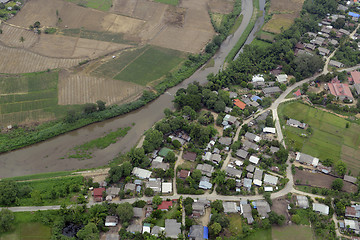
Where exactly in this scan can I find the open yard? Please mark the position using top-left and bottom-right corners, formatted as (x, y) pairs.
(92, 45), (184, 86)
(294, 169), (358, 193)
(244, 229), (272, 240)
(279, 101), (360, 175)
(228, 214), (243, 236)
(263, 0), (305, 34)
(271, 197), (290, 223)
(272, 225), (314, 240)
(0, 212), (51, 240)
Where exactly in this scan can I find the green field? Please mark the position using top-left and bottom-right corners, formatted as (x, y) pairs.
(278, 101), (360, 174)
(272, 225), (314, 240)
(61, 28), (133, 44)
(0, 212), (51, 240)
(0, 71), (82, 126)
(66, 0), (112, 11)
(154, 0), (179, 6)
(93, 45), (184, 86)
(244, 229), (272, 240)
(251, 39), (272, 48)
(228, 214), (243, 235)
(13, 176), (84, 206)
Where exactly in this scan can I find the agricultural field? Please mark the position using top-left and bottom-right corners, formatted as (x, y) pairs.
(58, 71), (144, 105)
(263, 0), (305, 34)
(294, 168), (358, 193)
(272, 225), (314, 240)
(92, 45), (184, 86)
(0, 212), (51, 240)
(244, 229), (272, 240)
(66, 0), (113, 11)
(154, 0), (179, 6)
(278, 101), (360, 175)
(0, 71), (82, 126)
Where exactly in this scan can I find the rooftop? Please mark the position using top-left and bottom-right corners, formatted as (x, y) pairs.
(234, 99), (246, 110)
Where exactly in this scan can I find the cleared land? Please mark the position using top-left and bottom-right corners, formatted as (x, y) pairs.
(0, 24), (39, 48)
(272, 225), (314, 240)
(0, 71), (82, 126)
(263, 0), (305, 34)
(294, 169), (358, 193)
(91, 45), (184, 86)
(209, 0), (234, 14)
(58, 70), (144, 105)
(279, 101), (360, 175)
(0, 45), (84, 73)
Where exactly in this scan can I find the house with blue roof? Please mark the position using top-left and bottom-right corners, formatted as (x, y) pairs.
(251, 95), (262, 102)
(188, 225), (209, 240)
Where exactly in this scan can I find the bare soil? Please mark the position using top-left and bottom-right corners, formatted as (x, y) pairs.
(294, 168), (358, 193)
(208, 0), (234, 14)
(271, 197), (291, 223)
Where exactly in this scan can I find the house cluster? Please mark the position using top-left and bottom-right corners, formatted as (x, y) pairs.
(349, 70), (360, 96)
(250, 73), (285, 97)
(296, 195), (330, 215)
(339, 204), (360, 234)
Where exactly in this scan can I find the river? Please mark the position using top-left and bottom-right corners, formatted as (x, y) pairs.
(0, 0), (265, 178)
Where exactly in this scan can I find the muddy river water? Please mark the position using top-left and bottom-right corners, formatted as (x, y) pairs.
(0, 0), (266, 178)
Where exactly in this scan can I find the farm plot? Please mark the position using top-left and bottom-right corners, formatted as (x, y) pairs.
(66, 0), (113, 11)
(0, 71), (81, 126)
(111, 0), (167, 21)
(92, 45), (184, 86)
(208, 0), (234, 14)
(294, 169), (357, 193)
(30, 34), (132, 58)
(58, 71), (144, 105)
(0, 45), (84, 73)
(150, 0), (215, 53)
(0, 24), (39, 48)
(263, 0), (305, 34)
(278, 101), (360, 175)
(61, 28), (134, 44)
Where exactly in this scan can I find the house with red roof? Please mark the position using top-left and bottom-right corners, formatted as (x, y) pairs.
(233, 99), (246, 110)
(158, 201), (173, 211)
(93, 188), (105, 202)
(327, 77), (354, 101)
(349, 71), (360, 84)
(293, 89), (302, 98)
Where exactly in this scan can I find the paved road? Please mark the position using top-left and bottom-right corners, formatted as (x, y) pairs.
(0, 0), (255, 179)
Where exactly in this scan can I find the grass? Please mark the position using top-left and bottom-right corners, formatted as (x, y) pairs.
(257, 30), (276, 42)
(244, 228), (272, 240)
(61, 28), (134, 44)
(154, 0), (178, 6)
(3, 171), (74, 181)
(69, 126), (131, 159)
(203, 58), (215, 69)
(278, 101), (360, 175)
(263, 15), (294, 34)
(113, 46), (184, 86)
(225, 0), (259, 63)
(14, 176), (84, 206)
(66, 0), (112, 11)
(272, 225), (314, 240)
(211, 13), (226, 30)
(228, 213), (243, 235)
(251, 39), (272, 48)
(230, 15), (244, 35)
(0, 212), (51, 240)
(0, 71), (83, 125)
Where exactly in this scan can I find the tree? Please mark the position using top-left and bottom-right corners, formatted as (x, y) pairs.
(96, 100), (106, 111)
(331, 178), (344, 191)
(152, 195), (162, 207)
(211, 200), (224, 213)
(294, 54), (324, 79)
(191, 170), (202, 183)
(76, 222), (99, 240)
(143, 129), (163, 153)
(0, 209), (14, 233)
(335, 161), (347, 176)
(210, 222), (222, 236)
(0, 180), (18, 206)
(33, 21), (41, 28)
(19, 36), (25, 43)
(83, 103), (97, 114)
(116, 203), (134, 224)
(291, 214), (301, 224)
(165, 151), (176, 163)
(64, 109), (77, 123)
(145, 188), (154, 197)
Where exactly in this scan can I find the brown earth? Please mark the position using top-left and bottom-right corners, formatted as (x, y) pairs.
(0, 44), (84, 73)
(208, 0), (234, 14)
(0, 24), (39, 48)
(271, 197), (291, 223)
(58, 70), (144, 105)
(341, 145), (360, 176)
(294, 168), (358, 193)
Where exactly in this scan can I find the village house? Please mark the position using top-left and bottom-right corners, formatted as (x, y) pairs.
(146, 178), (161, 193)
(151, 226), (164, 237)
(158, 201), (173, 211)
(263, 174), (278, 186)
(318, 47), (330, 56)
(233, 99), (246, 110)
(229, 91), (238, 99)
(133, 207), (144, 218)
(127, 224), (142, 234)
(243, 140), (259, 151)
(225, 166), (243, 178)
(249, 155), (260, 165)
(242, 178), (252, 191)
(218, 136), (232, 146)
(253, 200), (271, 218)
(165, 219), (181, 238)
(188, 225), (209, 240)
(296, 152), (319, 167)
(329, 60), (344, 68)
(124, 183), (136, 192)
(263, 127), (276, 134)
(245, 132), (261, 142)
(345, 205), (360, 218)
(327, 77), (354, 101)
(162, 182), (172, 194)
(287, 118), (306, 129)
(344, 219), (360, 233)
(246, 164), (255, 173)
(349, 71), (360, 84)
(253, 168), (263, 186)
(211, 153), (222, 164)
(105, 216), (118, 227)
(262, 86), (282, 96)
(93, 188), (105, 202)
(199, 176), (213, 190)
(240, 202), (254, 224)
(276, 74), (288, 84)
(132, 167), (152, 179)
(196, 163), (214, 177)
(236, 149), (249, 159)
(106, 187), (120, 200)
(178, 169), (190, 179)
(344, 175), (357, 184)
(252, 74), (265, 82)
(223, 202), (238, 213)
(313, 203), (329, 215)
(151, 161), (170, 171)
(296, 195), (309, 209)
